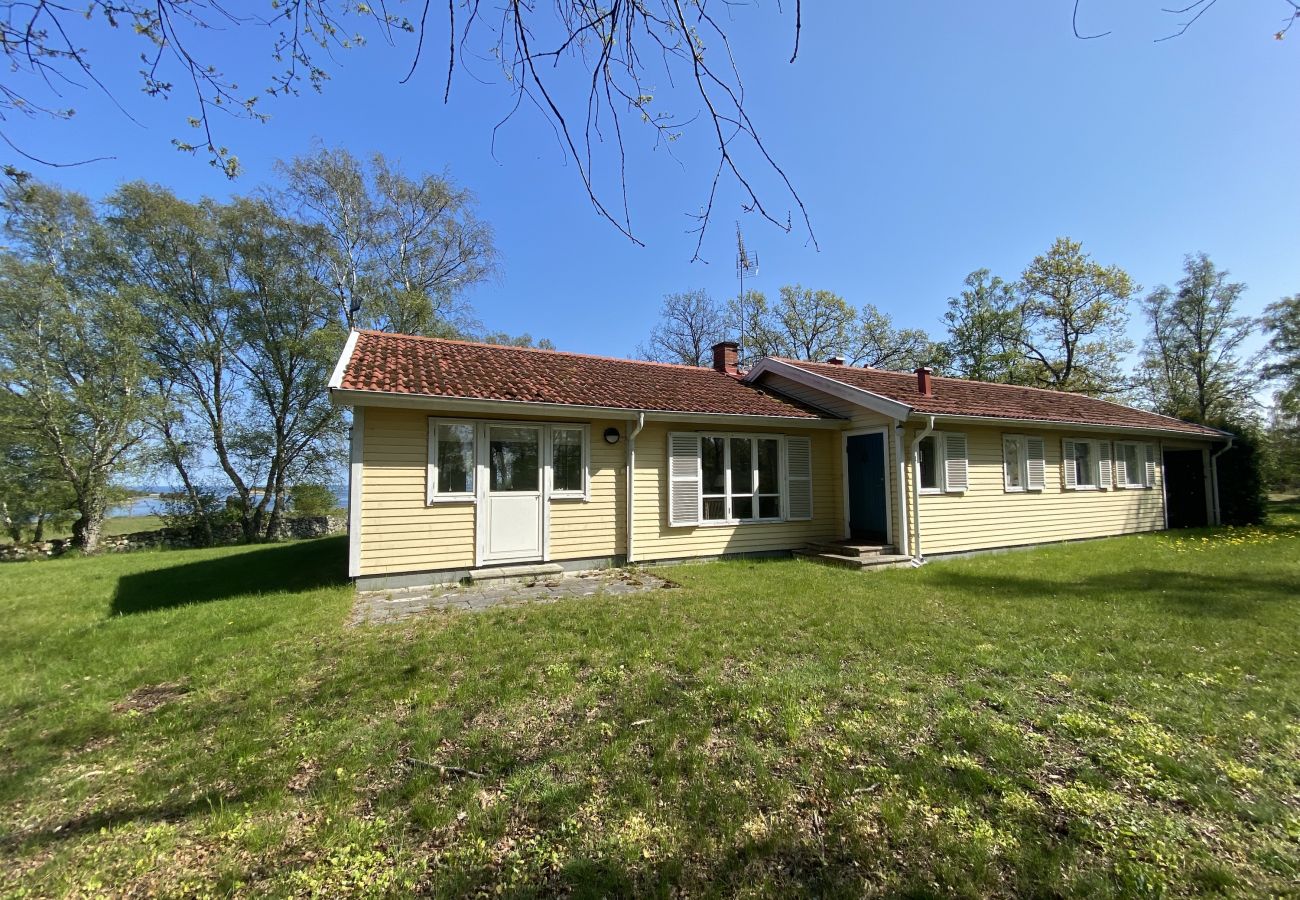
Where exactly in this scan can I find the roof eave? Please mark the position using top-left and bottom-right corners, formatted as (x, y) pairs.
(329, 387), (843, 428)
(911, 411), (1229, 440)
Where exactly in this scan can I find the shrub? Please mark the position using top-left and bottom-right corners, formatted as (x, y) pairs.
(289, 483), (340, 517)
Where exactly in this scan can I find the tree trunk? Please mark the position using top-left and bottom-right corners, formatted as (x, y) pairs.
(71, 495), (106, 553)
(32, 513), (46, 543)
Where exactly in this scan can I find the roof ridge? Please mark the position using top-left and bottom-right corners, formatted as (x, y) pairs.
(357, 330), (719, 373)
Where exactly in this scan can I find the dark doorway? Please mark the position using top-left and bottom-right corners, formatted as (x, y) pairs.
(1164, 449), (1208, 529)
(846, 432), (889, 543)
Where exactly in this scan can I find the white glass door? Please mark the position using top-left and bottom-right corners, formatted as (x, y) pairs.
(481, 425), (544, 563)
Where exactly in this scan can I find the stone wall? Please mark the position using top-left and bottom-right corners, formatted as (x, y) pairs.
(0, 515), (346, 562)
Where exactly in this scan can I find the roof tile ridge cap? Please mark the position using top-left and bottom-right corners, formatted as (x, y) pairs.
(359, 330), (715, 372)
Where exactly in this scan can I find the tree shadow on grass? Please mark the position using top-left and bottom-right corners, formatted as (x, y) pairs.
(924, 566), (1295, 621)
(111, 536), (348, 615)
(0, 790), (256, 854)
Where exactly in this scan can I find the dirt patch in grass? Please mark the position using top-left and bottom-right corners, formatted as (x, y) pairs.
(112, 681), (189, 714)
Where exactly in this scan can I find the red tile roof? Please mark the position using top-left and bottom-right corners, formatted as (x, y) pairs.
(774, 359), (1226, 438)
(335, 331), (827, 419)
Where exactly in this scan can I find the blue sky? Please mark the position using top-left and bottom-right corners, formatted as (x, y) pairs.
(13, 1), (1299, 368)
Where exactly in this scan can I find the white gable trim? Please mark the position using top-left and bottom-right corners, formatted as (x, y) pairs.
(328, 329), (361, 390)
(745, 358), (914, 421)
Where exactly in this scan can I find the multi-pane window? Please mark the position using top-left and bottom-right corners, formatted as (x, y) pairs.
(700, 435), (782, 522)
(1062, 438), (1113, 490)
(1115, 441), (1155, 488)
(430, 421), (476, 499)
(428, 420), (589, 503)
(551, 427), (585, 495)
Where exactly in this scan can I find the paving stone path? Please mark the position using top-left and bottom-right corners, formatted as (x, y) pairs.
(351, 569), (673, 625)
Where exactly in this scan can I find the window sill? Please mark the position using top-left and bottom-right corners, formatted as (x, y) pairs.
(428, 495), (476, 505)
(550, 493), (590, 502)
(918, 488), (944, 495)
(1066, 486), (1100, 492)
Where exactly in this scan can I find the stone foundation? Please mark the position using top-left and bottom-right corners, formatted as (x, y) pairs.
(0, 515), (346, 561)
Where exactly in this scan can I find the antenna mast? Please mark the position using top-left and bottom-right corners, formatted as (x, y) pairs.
(735, 222), (759, 366)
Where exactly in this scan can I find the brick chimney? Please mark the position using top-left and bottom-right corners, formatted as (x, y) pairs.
(915, 366), (934, 397)
(711, 341), (739, 376)
(825, 355), (845, 366)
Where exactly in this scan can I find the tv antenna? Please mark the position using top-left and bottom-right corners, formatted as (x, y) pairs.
(736, 222), (759, 364)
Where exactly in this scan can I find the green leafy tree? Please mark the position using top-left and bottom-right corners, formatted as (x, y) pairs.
(1261, 294), (1300, 400)
(0, 402), (76, 542)
(481, 332), (557, 350)
(275, 149), (496, 334)
(223, 197), (345, 540)
(0, 180), (153, 551)
(847, 304), (939, 371)
(1262, 294), (1300, 492)
(289, 483), (340, 517)
(942, 269), (1029, 382)
(737, 285), (857, 365)
(1137, 254), (1258, 423)
(1016, 237), (1135, 396)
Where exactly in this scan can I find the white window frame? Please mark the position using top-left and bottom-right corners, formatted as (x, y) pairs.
(917, 433), (945, 494)
(1003, 434), (1027, 493)
(700, 433), (786, 525)
(1002, 434), (1046, 493)
(1114, 440), (1154, 489)
(675, 431), (791, 527)
(427, 418), (478, 503)
(428, 419), (591, 505)
(548, 424), (590, 501)
(1062, 438), (1112, 491)
(916, 431), (968, 494)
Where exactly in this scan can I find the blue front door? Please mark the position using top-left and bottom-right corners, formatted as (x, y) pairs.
(846, 432), (888, 542)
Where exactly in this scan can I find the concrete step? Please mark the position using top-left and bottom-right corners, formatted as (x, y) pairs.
(794, 550), (916, 572)
(467, 562), (564, 584)
(804, 541), (898, 559)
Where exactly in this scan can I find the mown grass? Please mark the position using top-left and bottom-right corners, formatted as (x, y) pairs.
(1, 507), (1299, 897)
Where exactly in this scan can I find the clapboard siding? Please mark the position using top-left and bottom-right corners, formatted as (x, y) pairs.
(359, 406), (475, 574)
(357, 407), (631, 575)
(548, 419), (625, 560)
(906, 424), (1167, 555)
(631, 422), (843, 560)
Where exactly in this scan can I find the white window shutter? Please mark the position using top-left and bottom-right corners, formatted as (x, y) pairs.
(1062, 439), (1077, 489)
(943, 432), (969, 493)
(1026, 437), (1046, 491)
(668, 433), (701, 526)
(785, 436), (814, 520)
(1114, 444), (1129, 488)
(1098, 440), (1113, 489)
(1144, 443), (1157, 488)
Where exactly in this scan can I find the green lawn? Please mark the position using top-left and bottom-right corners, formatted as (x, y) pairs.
(1, 509), (1298, 897)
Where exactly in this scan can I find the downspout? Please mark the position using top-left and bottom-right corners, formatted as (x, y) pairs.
(1209, 436), (1234, 526)
(626, 412), (646, 564)
(908, 415), (936, 562)
(893, 421), (909, 557)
